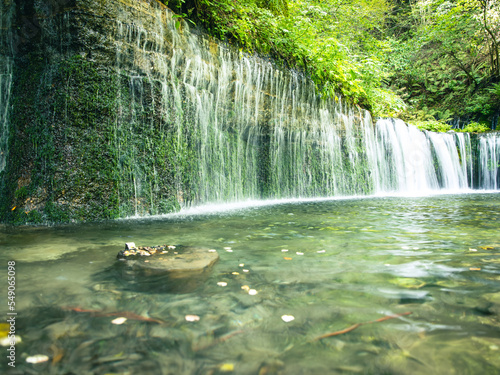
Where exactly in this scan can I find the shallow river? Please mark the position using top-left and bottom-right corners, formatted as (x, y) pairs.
(1, 193), (499, 374)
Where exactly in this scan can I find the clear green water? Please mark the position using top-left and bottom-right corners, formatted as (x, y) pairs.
(1, 193), (500, 374)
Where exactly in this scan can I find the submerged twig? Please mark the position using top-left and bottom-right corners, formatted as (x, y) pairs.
(193, 329), (245, 352)
(312, 311), (412, 341)
(61, 306), (164, 324)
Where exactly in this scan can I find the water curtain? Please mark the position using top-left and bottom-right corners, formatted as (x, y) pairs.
(0, 0), (498, 221)
(111, 4), (498, 216)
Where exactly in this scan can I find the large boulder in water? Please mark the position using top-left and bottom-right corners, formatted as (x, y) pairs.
(116, 243), (219, 293)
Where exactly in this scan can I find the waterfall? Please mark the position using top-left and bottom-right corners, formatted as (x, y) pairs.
(478, 133), (500, 190)
(371, 119), (439, 193)
(0, 0), (14, 173)
(111, 5), (375, 215)
(1, 0), (499, 223)
(372, 119), (499, 193)
(107, 3), (499, 216)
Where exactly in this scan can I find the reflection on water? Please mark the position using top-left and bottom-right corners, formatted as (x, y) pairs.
(1, 193), (500, 374)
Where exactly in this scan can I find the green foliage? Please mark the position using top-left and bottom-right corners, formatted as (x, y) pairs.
(162, 0), (396, 113)
(14, 186), (27, 200)
(412, 120), (452, 133)
(386, 0), (500, 125)
(457, 121), (490, 133)
(160, 0), (499, 122)
(410, 120), (490, 133)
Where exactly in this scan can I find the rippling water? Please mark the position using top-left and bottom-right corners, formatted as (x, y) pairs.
(1, 193), (499, 374)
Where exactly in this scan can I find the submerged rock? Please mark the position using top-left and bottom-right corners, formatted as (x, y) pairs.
(117, 243), (219, 275)
(116, 243), (219, 293)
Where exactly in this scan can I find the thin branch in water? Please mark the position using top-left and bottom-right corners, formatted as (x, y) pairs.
(311, 311), (412, 342)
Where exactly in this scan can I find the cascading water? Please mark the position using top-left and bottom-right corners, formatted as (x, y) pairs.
(372, 119), (499, 193)
(0, 0), (14, 173)
(478, 133), (500, 189)
(111, 5), (375, 215)
(371, 119), (439, 193)
(1, 0), (498, 222)
(108, 3), (499, 216)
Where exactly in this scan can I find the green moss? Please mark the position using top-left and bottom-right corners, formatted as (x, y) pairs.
(14, 186), (27, 200)
(1, 53), (126, 224)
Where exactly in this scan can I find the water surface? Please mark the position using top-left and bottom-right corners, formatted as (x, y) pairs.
(1, 193), (500, 374)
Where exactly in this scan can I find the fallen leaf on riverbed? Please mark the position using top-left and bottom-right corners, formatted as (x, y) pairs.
(26, 354), (49, 364)
(0, 323), (10, 337)
(281, 315), (295, 322)
(185, 314), (200, 322)
(219, 363), (235, 372)
(0, 335), (21, 346)
(111, 317), (127, 325)
(283, 257), (292, 260)
(50, 344), (64, 365)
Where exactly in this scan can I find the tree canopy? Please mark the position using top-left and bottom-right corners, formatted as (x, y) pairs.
(161, 0), (500, 129)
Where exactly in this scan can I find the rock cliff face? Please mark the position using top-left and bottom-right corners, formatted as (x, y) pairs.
(0, 0), (373, 224)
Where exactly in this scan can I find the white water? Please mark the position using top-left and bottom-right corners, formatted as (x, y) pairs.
(2, 0), (496, 219)
(373, 119), (500, 193)
(372, 119), (439, 193)
(107, 3), (499, 216)
(372, 119), (475, 193)
(0, 0), (14, 173)
(111, 4), (375, 216)
(478, 133), (500, 189)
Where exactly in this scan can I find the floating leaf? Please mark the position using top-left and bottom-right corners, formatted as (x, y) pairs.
(281, 315), (295, 322)
(26, 354), (49, 364)
(185, 315), (200, 322)
(0, 323), (9, 337)
(219, 363), (235, 372)
(0, 335), (21, 347)
(111, 317), (127, 325)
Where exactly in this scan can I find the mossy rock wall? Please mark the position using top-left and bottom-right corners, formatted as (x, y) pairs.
(0, 0), (374, 224)
(1, 0), (193, 223)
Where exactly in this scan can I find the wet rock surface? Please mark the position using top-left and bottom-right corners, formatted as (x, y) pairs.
(115, 243), (219, 293)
